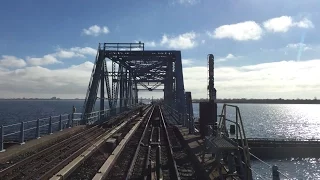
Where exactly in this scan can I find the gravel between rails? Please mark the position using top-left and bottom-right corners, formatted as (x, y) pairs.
(8, 128), (104, 180)
(66, 119), (140, 179)
(67, 143), (110, 180)
(0, 132), (76, 170)
(105, 117), (149, 180)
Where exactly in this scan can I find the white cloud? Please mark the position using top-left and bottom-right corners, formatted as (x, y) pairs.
(145, 41), (156, 47)
(134, 40), (157, 48)
(26, 55), (61, 66)
(1, 57), (319, 99)
(295, 18), (314, 28)
(286, 43), (311, 51)
(201, 40), (205, 44)
(209, 21), (263, 41)
(54, 50), (85, 59)
(183, 59), (320, 99)
(0, 61), (94, 98)
(1, 46), (96, 68)
(83, 25), (110, 36)
(182, 59), (193, 66)
(263, 16), (314, 33)
(177, 0), (199, 5)
(118, 48), (142, 51)
(0, 55), (27, 68)
(216, 54), (240, 62)
(160, 32), (197, 49)
(25, 46), (97, 66)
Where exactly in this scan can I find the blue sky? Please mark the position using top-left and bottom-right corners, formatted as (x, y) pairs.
(0, 0), (320, 99)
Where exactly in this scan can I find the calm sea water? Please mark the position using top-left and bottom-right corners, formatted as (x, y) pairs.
(0, 100), (319, 179)
(192, 103), (320, 179)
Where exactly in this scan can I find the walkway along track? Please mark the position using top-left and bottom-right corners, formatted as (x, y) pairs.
(92, 105), (189, 180)
(0, 105), (150, 180)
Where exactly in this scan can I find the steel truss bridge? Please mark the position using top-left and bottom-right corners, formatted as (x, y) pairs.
(82, 42), (186, 120)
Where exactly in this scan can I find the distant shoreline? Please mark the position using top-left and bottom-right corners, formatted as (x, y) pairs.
(1, 99), (320, 104)
(193, 99), (320, 104)
(0, 99), (85, 101)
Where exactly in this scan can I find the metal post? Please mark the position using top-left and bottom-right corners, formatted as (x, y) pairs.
(68, 114), (71, 128)
(156, 145), (161, 179)
(71, 113), (74, 127)
(20, 122), (25, 145)
(36, 119), (40, 139)
(59, 115), (62, 131)
(189, 113), (194, 134)
(48, 116), (53, 134)
(272, 165), (280, 180)
(0, 125), (5, 152)
(79, 114), (82, 126)
(100, 60), (105, 121)
(184, 114), (188, 128)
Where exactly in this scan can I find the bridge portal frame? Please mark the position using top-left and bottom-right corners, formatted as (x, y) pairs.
(82, 42), (186, 121)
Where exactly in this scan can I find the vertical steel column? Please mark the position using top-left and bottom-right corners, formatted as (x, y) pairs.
(20, 122), (25, 145)
(272, 166), (280, 180)
(36, 119), (40, 138)
(124, 69), (128, 109)
(48, 116), (53, 134)
(208, 54), (217, 101)
(59, 115), (62, 131)
(174, 52), (186, 115)
(128, 71), (132, 107)
(100, 59), (105, 120)
(0, 125), (5, 152)
(68, 114), (71, 128)
(82, 49), (105, 116)
(164, 59), (173, 107)
(134, 77), (138, 105)
(185, 92), (194, 134)
(120, 66), (124, 113)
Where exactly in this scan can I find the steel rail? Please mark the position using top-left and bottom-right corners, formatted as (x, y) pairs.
(51, 105), (152, 180)
(159, 106), (181, 180)
(0, 105), (149, 179)
(0, 125), (99, 179)
(91, 105), (154, 180)
(125, 106), (155, 180)
(27, 128), (104, 179)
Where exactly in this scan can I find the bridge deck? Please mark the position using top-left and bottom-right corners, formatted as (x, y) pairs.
(0, 125), (86, 164)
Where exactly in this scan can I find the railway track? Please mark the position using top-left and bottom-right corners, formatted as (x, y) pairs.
(66, 110), (151, 179)
(99, 106), (155, 180)
(0, 125), (102, 180)
(0, 105), (149, 180)
(102, 105), (182, 180)
(49, 105), (153, 180)
(161, 106), (198, 180)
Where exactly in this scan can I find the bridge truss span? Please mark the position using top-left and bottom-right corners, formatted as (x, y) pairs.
(82, 42), (186, 121)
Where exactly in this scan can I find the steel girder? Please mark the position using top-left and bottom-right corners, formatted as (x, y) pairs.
(83, 43), (186, 120)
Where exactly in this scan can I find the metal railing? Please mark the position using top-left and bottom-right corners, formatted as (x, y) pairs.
(247, 137), (320, 142)
(0, 105), (138, 152)
(161, 104), (199, 133)
(219, 104), (292, 180)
